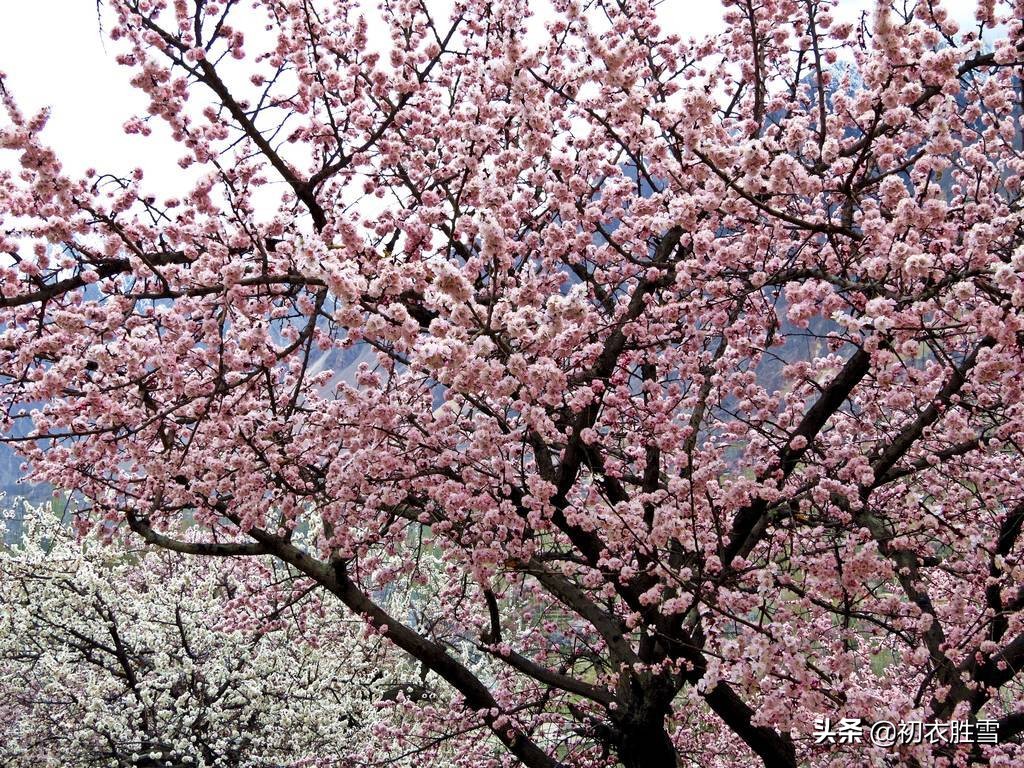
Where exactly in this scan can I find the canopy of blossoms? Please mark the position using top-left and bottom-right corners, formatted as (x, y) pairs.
(1, 1), (1023, 766)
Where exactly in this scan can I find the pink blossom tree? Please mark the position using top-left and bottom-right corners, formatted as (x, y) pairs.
(2, 1), (1024, 766)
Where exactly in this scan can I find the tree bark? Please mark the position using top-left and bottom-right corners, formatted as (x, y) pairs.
(617, 716), (679, 768)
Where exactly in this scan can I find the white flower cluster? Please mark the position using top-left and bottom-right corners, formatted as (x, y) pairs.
(0, 504), (463, 768)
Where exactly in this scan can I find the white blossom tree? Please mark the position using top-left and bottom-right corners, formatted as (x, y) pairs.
(0, 503), (492, 768)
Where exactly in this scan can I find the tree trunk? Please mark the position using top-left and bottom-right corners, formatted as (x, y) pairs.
(617, 716), (678, 768)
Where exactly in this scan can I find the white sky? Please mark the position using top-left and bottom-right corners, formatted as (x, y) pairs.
(0, 0), (985, 195)
(0, 1), (188, 191)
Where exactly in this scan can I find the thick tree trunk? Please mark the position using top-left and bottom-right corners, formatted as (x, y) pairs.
(616, 715), (678, 768)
